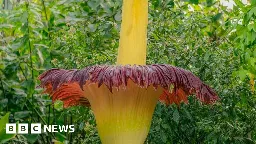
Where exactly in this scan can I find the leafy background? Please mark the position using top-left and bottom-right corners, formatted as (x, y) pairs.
(0, 0), (256, 143)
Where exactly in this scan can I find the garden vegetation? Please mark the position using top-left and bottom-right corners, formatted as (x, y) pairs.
(0, 0), (256, 143)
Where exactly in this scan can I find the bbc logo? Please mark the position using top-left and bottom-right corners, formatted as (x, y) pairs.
(6, 123), (41, 134)
(6, 123), (75, 134)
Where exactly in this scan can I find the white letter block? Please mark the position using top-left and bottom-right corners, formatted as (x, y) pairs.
(18, 123), (28, 134)
(6, 123), (16, 134)
(31, 123), (41, 134)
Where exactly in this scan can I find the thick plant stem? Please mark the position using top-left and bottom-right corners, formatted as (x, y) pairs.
(117, 0), (148, 65)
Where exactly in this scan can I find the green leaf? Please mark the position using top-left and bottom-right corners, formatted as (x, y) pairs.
(184, 108), (192, 120)
(206, 0), (214, 7)
(24, 134), (39, 143)
(249, 57), (256, 68)
(54, 100), (64, 111)
(0, 113), (16, 143)
(161, 132), (167, 143)
(161, 123), (169, 129)
(173, 109), (180, 123)
(253, 23), (256, 32)
(55, 132), (67, 142)
(88, 0), (101, 10)
(0, 113), (9, 132)
(37, 48), (44, 65)
(249, 7), (256, 18)
(50, 49), (69, 60)
(52, 139), (64, 144)
(0, 0), (2, 9)
(190, 0), (199, 4)
(0, 24), (14, 29)
(0, 99), (8, 108)
(251, 0), (256, 5)
(114, 11), (122, 22)
(248, 24), (255, 31)
(21, 79), (35, 97)
(3, 63), (19, 78)
(233, 0), (244, 7)
(237, 69), (248, 81)
(253, 49), (256, 57)
(88, 24), (96, 32)
(14, 111), (31, 119)
(212, 13), (222, 22)
(245, 50), (251, 62)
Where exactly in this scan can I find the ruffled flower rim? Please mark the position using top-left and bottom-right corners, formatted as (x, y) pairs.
(38, 64), (219, 107)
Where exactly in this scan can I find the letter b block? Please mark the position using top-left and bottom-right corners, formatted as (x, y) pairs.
(6, 123), (16, 134)
(18, 124), (28, 134)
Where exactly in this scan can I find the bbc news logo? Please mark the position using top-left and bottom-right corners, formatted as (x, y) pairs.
(6, 123), (75, 134)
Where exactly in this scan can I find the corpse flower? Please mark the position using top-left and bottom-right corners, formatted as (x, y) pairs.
(39, 0), (218, 143)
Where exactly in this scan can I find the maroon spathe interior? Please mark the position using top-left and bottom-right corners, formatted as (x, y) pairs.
(39, 64), (219, 107)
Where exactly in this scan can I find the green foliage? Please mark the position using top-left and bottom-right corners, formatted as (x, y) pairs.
(0, 0), (256, 143)
(0, 113), (16, 143)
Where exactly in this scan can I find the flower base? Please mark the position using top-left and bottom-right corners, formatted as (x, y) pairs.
(84, 80), (163, 144)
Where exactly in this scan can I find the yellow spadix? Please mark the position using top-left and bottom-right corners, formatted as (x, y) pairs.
(117, 0), (148, 65)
